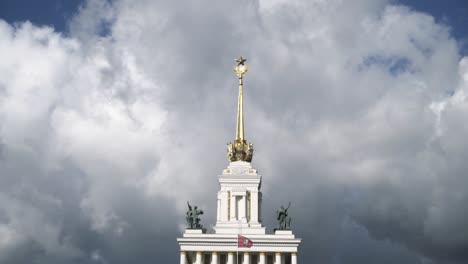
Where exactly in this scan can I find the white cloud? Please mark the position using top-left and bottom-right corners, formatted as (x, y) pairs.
(0, 0), (468, 263)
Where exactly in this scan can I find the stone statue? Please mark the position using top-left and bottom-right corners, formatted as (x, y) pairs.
(186, 201), (204, 229)
(276, 202), (292, 230)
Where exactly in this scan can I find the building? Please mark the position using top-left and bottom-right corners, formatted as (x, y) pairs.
(177, 57), (301, 264)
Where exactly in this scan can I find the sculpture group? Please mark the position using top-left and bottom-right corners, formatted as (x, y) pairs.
(186, 202), (204, 229)
(185, 201), (293, 231)
(227, 142), (254, 162)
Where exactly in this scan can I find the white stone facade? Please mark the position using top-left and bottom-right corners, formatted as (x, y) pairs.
(214, 161), (265, 234)
(177, 161), (301, 264)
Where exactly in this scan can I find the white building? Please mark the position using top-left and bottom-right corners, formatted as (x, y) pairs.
(177, 57), (301, 264)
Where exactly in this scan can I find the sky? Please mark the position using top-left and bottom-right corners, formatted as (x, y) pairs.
(0, 0), (468, 263)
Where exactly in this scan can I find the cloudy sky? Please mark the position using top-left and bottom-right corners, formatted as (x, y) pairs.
(1, 0), (468, 263)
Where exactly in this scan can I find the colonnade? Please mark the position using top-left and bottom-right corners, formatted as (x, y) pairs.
(180, 251), (297, 264)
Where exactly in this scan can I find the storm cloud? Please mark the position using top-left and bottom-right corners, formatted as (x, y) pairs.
(0, 0), (468, 263)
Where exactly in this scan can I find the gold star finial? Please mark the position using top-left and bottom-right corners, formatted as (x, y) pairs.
(234, 56), (248, 78)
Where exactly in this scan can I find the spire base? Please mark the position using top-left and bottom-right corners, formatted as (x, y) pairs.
(227, 140), (254, 162)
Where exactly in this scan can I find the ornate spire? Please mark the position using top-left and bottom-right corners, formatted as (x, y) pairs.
(235, 56), (247, 142)
(227, 56), (254, 162)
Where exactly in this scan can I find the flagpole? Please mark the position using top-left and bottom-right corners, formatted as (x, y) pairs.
(237, 233), (239, 263)
(237, 219), (241, 264)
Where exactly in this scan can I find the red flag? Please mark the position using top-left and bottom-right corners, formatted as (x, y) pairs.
(237, 235), (253, 248)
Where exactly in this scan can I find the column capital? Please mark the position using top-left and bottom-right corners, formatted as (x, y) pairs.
(259, 252), (266, 264)
(211, 252), (219, 264)
(195, 251), (203, 264)
(180, 250), (188, 264)
(227, 252), (234, 264)
(291, 252), (297, 264)
(275, 252), (281, 256)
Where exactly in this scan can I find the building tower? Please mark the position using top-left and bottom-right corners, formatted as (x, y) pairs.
(177, 57), (301, 264)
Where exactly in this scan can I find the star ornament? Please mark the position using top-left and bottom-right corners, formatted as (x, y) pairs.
(234, 56), (248, 76)
(236, 56), (247, 66)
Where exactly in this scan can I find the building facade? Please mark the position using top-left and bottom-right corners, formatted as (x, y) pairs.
(177, 57), (301, 264)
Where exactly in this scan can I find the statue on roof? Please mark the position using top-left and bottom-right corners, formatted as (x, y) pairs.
(186, 201), (204, 229)
(276, 202), (292, 230)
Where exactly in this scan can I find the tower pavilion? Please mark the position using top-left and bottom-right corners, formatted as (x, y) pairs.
(177, 57), (301, 264)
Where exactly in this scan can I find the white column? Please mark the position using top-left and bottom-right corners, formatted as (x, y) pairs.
(195, 251), (202, 264)
(180, 251), (187, 264)
(250, 191), (258, 223)
(259, 253), (265, 264)
(230, 194), (236, 221)
(227, 252), (234, 264)
(275, 253), (281, 264)
(291, 253), (297, 264)
(243, 252), (250, 264)
(211, 252), (219, 264)
(222, 191), (229, 221)
(217, 197), (221, 221)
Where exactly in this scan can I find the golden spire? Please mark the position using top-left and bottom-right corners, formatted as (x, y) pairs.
(234, 56), (248, 142)
(227, 56), (254, 162)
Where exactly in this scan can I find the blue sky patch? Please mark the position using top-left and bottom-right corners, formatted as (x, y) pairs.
(361, 55), (413, 76)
